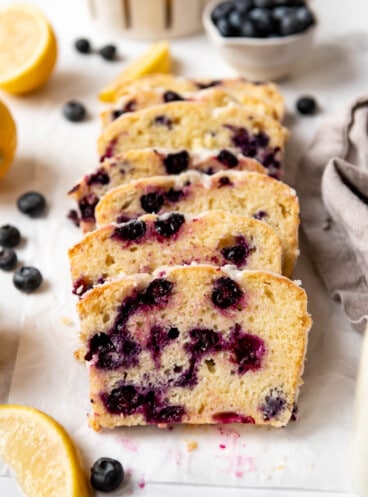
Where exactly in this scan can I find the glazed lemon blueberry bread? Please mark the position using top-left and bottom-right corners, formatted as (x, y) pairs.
(77, 265), (311, 430)
(95, 170), (299, 277)
(68, 148), (266, 232)
(101, 87), (280, 127)
(104, 74), (285, 121)
(97, 102), (288, 178)
(69, 210), (282, 296)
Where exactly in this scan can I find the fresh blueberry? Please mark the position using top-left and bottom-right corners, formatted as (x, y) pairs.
(63, 100), (86, 122)
(90, 457), (124, 492)
(227, 10), (245, 34)
(211, 1), (234, 22)
(0, 225), (20, 248)
(74, 38), (91, 54)
(248, 8), (276, 36)
(154, 213), (185, 237)
(0, 248), (17, 271)
(241, 20), (260, 37)
(13, 266), (43, 293)
(253, 0), (274, 8)
(216, 17), (238, 37)
(17, 191), (46, 217)
(99, 44), (117, 61)
(272, 6), (294, 21)
(140, 191), (164, 213)
(233, 0), (252, 14)
(295, 6), (315, 30)
(296, 96), (317, 115)
(279, 12), (304, 36)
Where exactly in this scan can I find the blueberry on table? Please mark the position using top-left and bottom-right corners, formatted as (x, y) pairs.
(99, 44), (117, 61)
(296, 96), (317, 115)
(74, 38), (91, 54)
(17, 191), (46, 217)
(90, 457), (124, 492)
(0, 248), (17, 271)
(13, 266), (43, 293)
(0, 224), (20, 248)
(63, 100), (86, 122)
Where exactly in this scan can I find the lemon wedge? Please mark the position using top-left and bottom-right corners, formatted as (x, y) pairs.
(99, 40), (171, 103)
(0, 4), (57, 95)
(0, 99), (17, 180)
(0, 404), (89, 497)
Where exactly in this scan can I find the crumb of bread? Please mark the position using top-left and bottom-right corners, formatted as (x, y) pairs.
(186, 440), (198, 452)
(60, 316), (73, 326)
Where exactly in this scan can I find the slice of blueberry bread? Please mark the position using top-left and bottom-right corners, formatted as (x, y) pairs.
(68, 148), (266, 233)
(101, 87), (280, 127)
(95, 170), (299, 277)
(77, 265), (311, 430)
(69, 210), (282, 296)
(97, 102), (288, 178)
(102, 74), (285, 120)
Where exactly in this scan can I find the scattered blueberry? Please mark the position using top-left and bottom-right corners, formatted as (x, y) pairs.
(0, 225), (20, 248)
(13, 266), (43, 293)
(17, 192), (46, 217)
(90, 457), (124, 493)
(74, 38), (91, 54)
(99, 44), (117, 61)
(63, 100), (86, 122)
(296, 95), (317, 115)
(0, 248), (17, 271)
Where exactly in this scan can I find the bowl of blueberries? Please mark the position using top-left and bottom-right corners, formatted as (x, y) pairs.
(203, 0), (317, 81)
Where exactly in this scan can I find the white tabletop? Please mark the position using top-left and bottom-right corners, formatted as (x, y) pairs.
(0, 0), (367, 495)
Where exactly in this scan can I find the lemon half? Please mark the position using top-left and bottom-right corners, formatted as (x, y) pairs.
(0, 99), (17, 180)
(0, 4), (57, 95)
(99, 40), (171, 103)
(0, 404), (89, 497)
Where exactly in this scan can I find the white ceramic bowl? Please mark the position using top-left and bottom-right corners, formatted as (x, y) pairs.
(203, 1), (317, 81)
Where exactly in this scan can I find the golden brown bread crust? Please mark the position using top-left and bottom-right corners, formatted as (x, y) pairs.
(76, 265), (311, 430)
(94, 170), (299, 277)
(68, 210), (283, 294)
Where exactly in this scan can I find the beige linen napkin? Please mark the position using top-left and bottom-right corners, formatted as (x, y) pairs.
(296, 97), (368, 332)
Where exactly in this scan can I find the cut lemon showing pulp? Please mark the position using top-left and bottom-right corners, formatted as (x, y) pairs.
(99, 40), (171, 103)
(0, 4), (57, 95)
(0, 99), (17, 180)
(0, 404), (89, 497)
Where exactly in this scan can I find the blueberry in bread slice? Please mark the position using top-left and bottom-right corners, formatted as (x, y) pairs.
(68, 148), (266, 233)
(97, 102), (288, 178)
(69, 210), (282, 296)
(94, 170), (299, 277)
(77, 264), (311, 430)
(101, 87), (281, 127)
(104, 74), (285, 121)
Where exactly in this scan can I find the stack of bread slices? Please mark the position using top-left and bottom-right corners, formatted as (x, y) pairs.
(68, 74), (311, 431)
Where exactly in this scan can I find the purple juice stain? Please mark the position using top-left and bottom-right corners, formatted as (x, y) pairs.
(211, 277), (243, 308)
(163, 151), (189, 174)
(86, 168), (110, 186)
(78, 193), (99, 222)
(212, 412), (255, 424)
(100, 139), (117, 162)
(147, 325), (180, 366)
(221, 236), (250, 267)
(228, 324), (265, 375)
(217, 149), (239, 168)
(72, 277), (93, 296)
(260, 388), (287, 420)
(112, 219), (147, 241)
